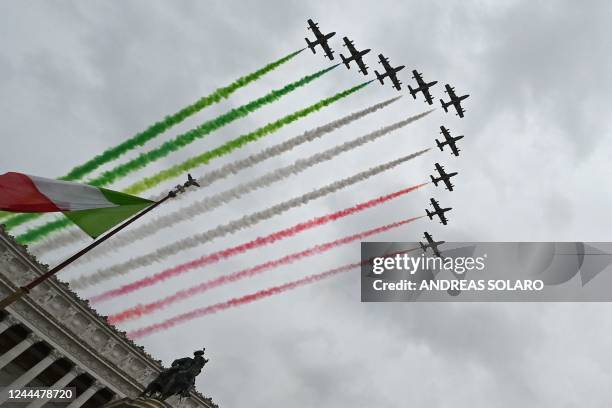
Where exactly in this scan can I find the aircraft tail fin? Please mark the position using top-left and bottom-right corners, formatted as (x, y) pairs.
(436, 139), (444, 151)
(374, 70), (385, 85)
(407, 85), (417, 99)
(430, 175), (438, 186)
(440, 99), (449, 112)
(426, 209), (433, 220)
(340, 54), (350, 69)
(419, 242), (428, 252)
(305, 38), (316, 53)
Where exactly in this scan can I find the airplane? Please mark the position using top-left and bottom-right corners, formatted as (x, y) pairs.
(305, 19), (336, 60)
(407, 70), (438, 105)
(440, 84), (469, 118)
(436, 126), (464, 157)
(374, 54), (405, 91)
(419, 232), (445, 258)
(430, 163), (458, 191)
(339, 37), (371, 75)
(425, 198), (452, 225)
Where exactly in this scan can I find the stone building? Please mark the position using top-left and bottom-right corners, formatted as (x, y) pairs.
(0, 225), (217, 408)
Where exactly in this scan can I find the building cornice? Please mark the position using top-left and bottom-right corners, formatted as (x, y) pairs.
(0, 225), (217, 408)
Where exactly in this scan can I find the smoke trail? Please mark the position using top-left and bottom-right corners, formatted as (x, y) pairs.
(68, 109), (430, 263)
(84, 184), (426, 300)
(16, 71), (351, 245)
(2, 50), (304, 230)
(125, 93), (398, 196)
(129, 265), (350, 338)
(127, 243), (420, 338)
(109, 216), (422, 323)
(30, 97), (401, 257)
(66, 49), (305, 181)
(69, 149), (430, 290)
(123, 82), (372, 195)
(88, 66), (338, 188)
(8, 65), (337, 235)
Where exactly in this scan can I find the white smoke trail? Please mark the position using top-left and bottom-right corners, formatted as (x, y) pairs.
(30, 96), (402, 257)
(69, 148), (430, 290)
(69, 109), (431, 266)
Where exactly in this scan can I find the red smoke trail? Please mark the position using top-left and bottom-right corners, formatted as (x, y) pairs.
(90, 183), (427, 304)
(109, 216), (422, 324)
(127, 246), (420, 339)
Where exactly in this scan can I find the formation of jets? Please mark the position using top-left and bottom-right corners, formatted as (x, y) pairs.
(304, 19), (469, 117)
(423, 125), (464, 258)
(304, 19), (471, 261)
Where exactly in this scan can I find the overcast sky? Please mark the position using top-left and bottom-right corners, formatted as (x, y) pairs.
(2, 1), (612, 407)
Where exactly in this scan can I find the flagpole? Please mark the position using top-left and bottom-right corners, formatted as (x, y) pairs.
(0, 176), (198, 311)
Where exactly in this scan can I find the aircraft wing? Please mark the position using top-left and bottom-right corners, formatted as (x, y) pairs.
(379, 55), (392, 72)
(434, 163), (445, 174)
(320, 42), (334, 59)
(455, 105), (465, 118)
(439, 213), (448, 225)
(307, 19), (322, 37)
(422, 88), (434, 104)
(344, 38), (358, 54)
(412, 70), (424, 86)
(450, 143), (460, 156)
(356, 59), (368, 74)
(445, 84), (457, 99)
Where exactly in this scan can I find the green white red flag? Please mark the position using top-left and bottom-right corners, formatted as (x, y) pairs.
(0, 172), (153, 238)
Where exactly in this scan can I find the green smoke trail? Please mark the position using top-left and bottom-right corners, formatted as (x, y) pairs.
(124, 82), (370, 195)
(88, 65), (337, 188)
(17, 218), (71, 244)
(16, 81), (370, 245)
(3, 211), (39, 230)
(65, 49), (304, 181)
(6, 63), (334, 232)
(2, 50), (304, 229)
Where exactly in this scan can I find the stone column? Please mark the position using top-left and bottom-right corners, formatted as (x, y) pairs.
(0, 315), (19, 335)
(65, 383), (102, 408)
(0, 350), (63, 404)
(26, 366), (82, 408)
(0, 332), (37, 370)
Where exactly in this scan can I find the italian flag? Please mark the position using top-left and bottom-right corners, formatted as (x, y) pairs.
(0, 172), (154, 238)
